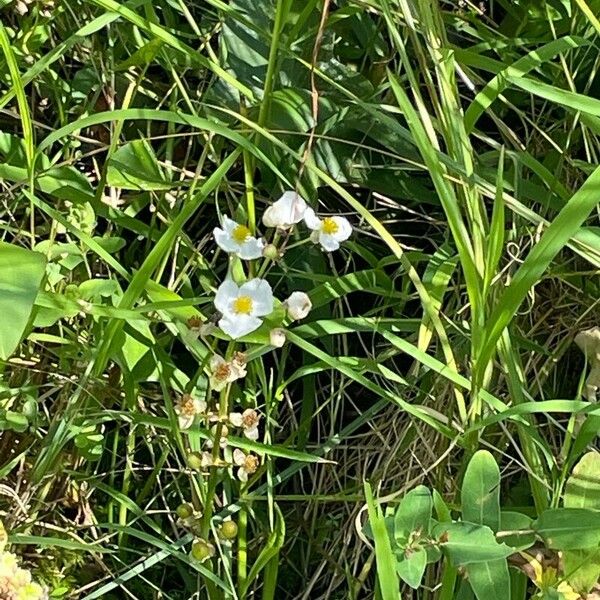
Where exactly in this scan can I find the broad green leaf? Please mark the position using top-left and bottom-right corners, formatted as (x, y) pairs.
(434, 522), (513, 565)
(396, 547), (427, 589)
(498, 511), (535, 551)
(394, 486), (432, 544)
(565, 452), (600, 509)
(107, 140), (171, 191)
(462, 450), (501, 531)
(0, 242), (46, 360)
(533, 508), (600, 549)
(464, 559), (511, 600)
(563, 452), (600, 593)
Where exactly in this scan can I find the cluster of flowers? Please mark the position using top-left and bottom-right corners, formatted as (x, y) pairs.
(13, 0), (54, 17)
(175, 192), (351, 561)
(174, 191), (351, 469)
(0, 551), (47, 600)
(212, 191), (351, 339)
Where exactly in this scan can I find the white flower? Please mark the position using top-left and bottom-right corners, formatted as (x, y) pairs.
(174, 394), (207, 430)
(209, 354), (247, 391)
(232, 449), (260, 482)
(269, 328), (286, 348)
(285, 291), (312, 320)
(229, 409), (260, 441)
(262, 191), (307, 229)
(304, 208), (352, 251)
(213, 216), (264, 260)
(215, 279), (274, 339)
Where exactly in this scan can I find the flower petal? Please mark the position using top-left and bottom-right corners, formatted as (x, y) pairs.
(331, 216), (352, 242)
(233, 448), (246, 466)
(237, 467), (248, 482)
(318, 234), (341, 252)
(240, 279), (274, 316)
(213, 227), (240, 253)
(218, 314), (262, 339)
(215, 280), (239, 313)
(244, 426), (259, 441)
(303, 207), (321, 230)
(229, 412), (243, 427)
(222, 216), (239, 234)
(238, 237), (265, 260)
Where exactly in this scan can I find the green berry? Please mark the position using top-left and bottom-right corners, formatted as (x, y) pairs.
(191, 539), (214, 562)
(187, 452), (203, 470)
(176, 503), (193, 519)
(220, 521), (238, 539)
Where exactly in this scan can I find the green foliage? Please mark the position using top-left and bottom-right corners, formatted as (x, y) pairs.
(1, 0), (599, 598)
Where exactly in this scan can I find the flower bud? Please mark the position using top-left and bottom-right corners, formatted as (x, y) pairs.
(285, 291), (312, 321)
(269, 328), (286, 348)
(262, 243), (280, 260)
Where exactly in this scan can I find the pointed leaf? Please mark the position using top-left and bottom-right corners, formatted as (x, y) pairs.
(394, 485), (432, 544)
(465, 559), (511, 600)
(0, 242), (46, 360)
(533, 508), (600, 549)
(396, 547), (427, 589)
(462, 450), (501, 531)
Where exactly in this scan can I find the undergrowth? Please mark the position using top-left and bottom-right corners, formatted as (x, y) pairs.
(0, 0), (599, 598)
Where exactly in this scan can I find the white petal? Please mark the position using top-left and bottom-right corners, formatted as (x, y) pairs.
(222, 216), (239, 235)
(229, 412), (243, 427)
(178, 414), (195, 430)
(303, 207), (321, 230)
(233, 448), (246, 466)
(286, 291), (312, 320)
(331, 216), (352, 242)
(215, 280), (239, 313)
(262, 206), (279, 228)
(218, 314), (262, 339)
(244, 426), (259, 441)
(240, 279), (273, 316)
(262, 191), (307, 228)
(237, 467), (248, 482)
(319, 234), (341, 252)
(238, 237), (265, 260)
(213, 227), (240, 253)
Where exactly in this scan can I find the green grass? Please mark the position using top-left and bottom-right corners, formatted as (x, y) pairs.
(0, 0), (599, 598)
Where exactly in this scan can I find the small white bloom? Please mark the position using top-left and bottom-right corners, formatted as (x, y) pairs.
(304, 208), (352, 251)
(209, 354), (247, 391)
(262, 191), (307, 229)
(213, 216), (265, 260)
(285, 291), (312, 321)
(215, 279), (274, 339)
(174, 394), (207, 430)
(233, 449), (260, 482)
(269, 328), (286, 348)
(229, 408), (261, 441)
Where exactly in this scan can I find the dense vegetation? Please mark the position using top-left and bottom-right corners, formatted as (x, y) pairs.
(0, 0), (599, 598)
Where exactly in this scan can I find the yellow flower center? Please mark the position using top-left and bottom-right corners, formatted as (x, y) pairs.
(232, 224), (251, 244)
(322, 217), (339, 235)
(233, 295), (253, 315)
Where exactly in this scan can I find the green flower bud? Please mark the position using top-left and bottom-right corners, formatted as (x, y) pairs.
(262, 243), (280, 260)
